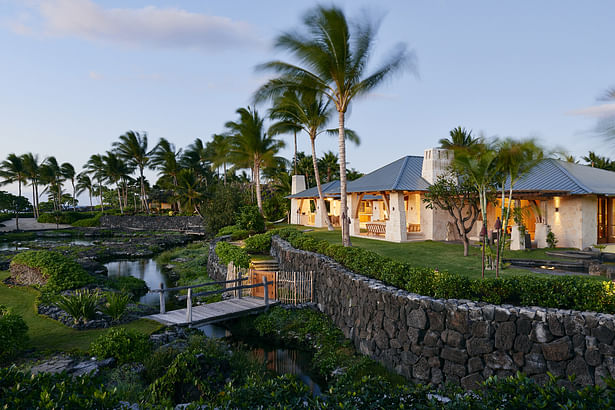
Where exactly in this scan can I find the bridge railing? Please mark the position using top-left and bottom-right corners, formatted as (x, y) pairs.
(150, 276), (274, 325)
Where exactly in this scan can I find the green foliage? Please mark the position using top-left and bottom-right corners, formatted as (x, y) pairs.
(55, 289), (100, 324)
(37, 211), (96, 225)
(216, 224), (241, 237)
(72, 212), (103, 227)
(547, 228), (558, 248)
(107, 276), (148, 299)
(10, 250), (93, 293)
(101, 292), (132, 321)
(0, 367), (119, 409)
(237, 205), (266, 233)
(262, 191), (289, 222)
(90, 327), (151, 364)
(277, 229), (615, 313)
(215, 241), (250, 269)
(216, 374), (311, 408)
(0, 305), (29, 362)
(201, 184), (251, 236)
(143, 346), (180, 384)
(243, 231), (274, 254)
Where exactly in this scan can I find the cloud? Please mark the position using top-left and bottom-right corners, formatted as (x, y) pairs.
(12, 0), (262, 51)
(567, 103), (615, 119)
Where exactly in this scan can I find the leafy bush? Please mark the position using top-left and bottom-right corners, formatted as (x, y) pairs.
(237, 205), (265, 233)
(143, 347), (180, 384)
(215, 241), (250, 269)
(0, 367), (119, 408)
(276, 229), (615, 313)
(72, 212), (103, 227)
(243, 231), (274, 254)
(216, 224), (241, 237)
(56, 289), (100, 324)
(37, 211), (95, 225)
(216, 374), (311, 409)
(107, 276), (148, 299)
(201, 184), (251, 236)
(90, 328), (151, 364)
(547, 228), (558, 248)
(101, 292), (132, 321)
(0, 305), (28, 362)
(10, 250), (93, 293)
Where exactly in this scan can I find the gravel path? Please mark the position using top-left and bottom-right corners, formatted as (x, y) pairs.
(0, 218), (71, 232)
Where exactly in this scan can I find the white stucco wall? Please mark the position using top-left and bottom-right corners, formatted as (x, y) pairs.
(547, 196), (597, 250)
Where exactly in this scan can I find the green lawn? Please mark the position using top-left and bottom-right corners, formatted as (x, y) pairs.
(0, 271), (163, 353)
(303, 228), (599, 280)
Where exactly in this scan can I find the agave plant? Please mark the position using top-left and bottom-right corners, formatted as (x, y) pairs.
(101, 292), (132, 321)
(55, 289), (100, 324)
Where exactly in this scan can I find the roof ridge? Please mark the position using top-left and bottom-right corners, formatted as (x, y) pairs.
(391, 156), (411, 190)
(549, 159), (592, 194)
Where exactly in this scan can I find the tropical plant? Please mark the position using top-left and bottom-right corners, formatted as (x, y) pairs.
(84, 154), (107, 211)
(102, 151), (132, 214)
(0, 304), (29, 362)
(101, 292), (132, 321)
(113, 130), (153, 213)
(39, 156), (64, 212)
(55, 289), (100, 324)
(583, 151), (613, 170)
(206, 134), (232, 185)
(90, 327), (151, 364)
(21, 153), (42, 218)
(60, 162), (77, 210)
(319, 151), (339, 182)
(547, 227), (558, 248)
(0, 153), (28, 229)
(225, 107), (285, 215)
(76, 172), (94, 209)
(173, 169), (205, 216)
(152, 138), (182, 210)
(256, 5), (412, 246)
(439, 126), (479, 150)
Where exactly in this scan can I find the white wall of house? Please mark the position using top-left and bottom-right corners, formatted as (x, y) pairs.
(420, 193), (450, 241)
(406, 193), (421, 225)
(290, 175), (306, 224)
(547, 195), (597, 250)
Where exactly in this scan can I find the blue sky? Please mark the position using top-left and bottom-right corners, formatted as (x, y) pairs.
(1, 0), (614, 202)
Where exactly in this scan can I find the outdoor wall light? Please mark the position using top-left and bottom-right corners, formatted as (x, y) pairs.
(555, 207), (559, 213)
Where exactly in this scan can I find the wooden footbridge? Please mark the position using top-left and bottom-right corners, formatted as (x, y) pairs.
(145, 275), (279, 327)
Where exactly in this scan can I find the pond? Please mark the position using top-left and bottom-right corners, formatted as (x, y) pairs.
(197, 323), (324, 397)
(0, 238), (97, 251)
(105, 259), (178, 308)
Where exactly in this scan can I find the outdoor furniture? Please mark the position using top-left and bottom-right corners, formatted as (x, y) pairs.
(407, 224), (421, 232)
(366, 222), (386, 236)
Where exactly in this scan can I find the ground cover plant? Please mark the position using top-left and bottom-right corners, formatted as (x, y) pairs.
(0, 304), (28, 363)
(275, 228), (615, 313)
(215, 241), (250, 268)
(90, 327), (152, 364)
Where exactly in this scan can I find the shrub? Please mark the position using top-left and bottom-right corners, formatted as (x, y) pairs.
(55, 289), (100, 324)
(243, 231), (274, 254)
(37, 211), (94, 225)
(72, 212), (102, 227)
(10, 250), (93, 293)
(547, 228), (558, 248)
(216, 224), (241, 237)
(90, 328), (151, 364)
(0, 305), (29, 362)
(143, 347), (180, 384)
(237, 205), (265, 233)
(101, 292), (132, 321)
(107, 276), (148, 299)
(215, 241), (250, 269)
(201, 184), (251, 236)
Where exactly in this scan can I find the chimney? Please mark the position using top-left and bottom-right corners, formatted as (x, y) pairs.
(291, 175), (306, 194)
(421, 148), (453, 184)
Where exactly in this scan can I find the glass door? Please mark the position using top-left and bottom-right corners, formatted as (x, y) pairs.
(598, 196), (608, 244)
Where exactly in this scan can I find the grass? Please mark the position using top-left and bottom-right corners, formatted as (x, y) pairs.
(0, 271), (162, 353)
(303, 228), (601, 280)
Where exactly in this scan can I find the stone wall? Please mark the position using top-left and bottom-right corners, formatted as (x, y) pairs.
(100, 215), (204, 233)
(271, 236), (615, 389)
(207, 236), (229, 282)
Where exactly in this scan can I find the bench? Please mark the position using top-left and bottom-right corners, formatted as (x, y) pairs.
(366, 223), (386, 236)
(407, 224), (421, 232)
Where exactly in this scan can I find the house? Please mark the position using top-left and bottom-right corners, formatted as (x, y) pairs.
(288, 148), (615, 249)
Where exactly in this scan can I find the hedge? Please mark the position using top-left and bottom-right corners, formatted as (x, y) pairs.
(37, 211), (96, 225)
(0, 305), (28, 363)
(275, 229), (615, 313)
(215, 241), (250, 269)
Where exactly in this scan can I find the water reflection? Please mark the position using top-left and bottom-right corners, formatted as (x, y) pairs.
(0, 243), (29, 251)
(105, 259), (173, 307)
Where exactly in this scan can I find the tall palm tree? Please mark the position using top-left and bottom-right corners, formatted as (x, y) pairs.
(269, 90), (359, 230)
(102, 151), (131, 214)
(439, 127), (479, 150)
(151, 138), (182, 211)
(21, 153), (42, 219)
(60, 162), (77, 210)
(174, 169), (205, 216)
(113, 131), (152, 213)
(318, 151), (339, 182)
(76, 172), (94, 209)
(256, 5), (412, 246)
(0, 153), (27, 229)
(226, 107), (285, 215)
(39, 156), (64, 212)
(583, 151), (613, 170)
(84, 154), (106, 212)
(183, 137), (212, 185)
(207, 134), (232, 185)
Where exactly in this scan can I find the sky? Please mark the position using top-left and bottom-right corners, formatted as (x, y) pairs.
(1, 0), (614, 204)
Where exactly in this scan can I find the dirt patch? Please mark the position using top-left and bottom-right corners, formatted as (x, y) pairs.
(9, 263), (47, 286)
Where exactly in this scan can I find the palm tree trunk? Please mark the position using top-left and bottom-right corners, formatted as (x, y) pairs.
(72, 182), (76, 211)
(338, 111), (351, 246)
(254, 162), (263, 215)
(99, 180), (104, 212)
(223, 163), (227, 186)
(89, 189), (93, 210)
(15, 180), (21, 230)
(139, 167), (150, 214)
(117, 185), (124, 214)
(293, 130), (297, 175)
(31, 185), (37, 219)
(34, 181), (39, 219)
(173, 175), (180, 211)
(310, 136), (333, 230)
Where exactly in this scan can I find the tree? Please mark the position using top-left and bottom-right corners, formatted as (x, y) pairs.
(225, 107), (285, 215)
(0, 154), (27, 229)
(206, 134), (232, 185)
(256, 5), (412, 246)
(453, 144), (498, 278)
(21, 153), (42, 219)
(319, 151), (339, 182)
(76, 172), (94, 209)
(102, 151), (132, 215)
(60, 162), (76, 210)
(269, 90), (359, 231)
(174, 169), (205, 216)
(424, 175), (481, 257)
(183, 138), (213, 186)
(39, 156), (64, 212)
(439, 127), (479, 150)
(151, 138), (182, 211)
(582, 151), (613, 170)
(84, 154), (106, 212)
(113, 131), (152, 213)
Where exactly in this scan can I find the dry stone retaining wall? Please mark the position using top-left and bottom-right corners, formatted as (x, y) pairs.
(100, 215), (204, 232)
(270, 236), (615, 389)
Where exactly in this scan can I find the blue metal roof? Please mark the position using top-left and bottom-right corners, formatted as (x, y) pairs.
(287, 180), (340, 199)
(346, 156), (430, 193)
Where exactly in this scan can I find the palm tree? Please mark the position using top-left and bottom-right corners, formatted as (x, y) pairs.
(206, 134), (232, 185)
(21, 153), (42, 219)
(174, 169), (205, 216)
(113, 131), (152, 213)
(583, 151), (613, 170)
(39, 156), (64, 212)
(453, 144), (498, 279)
(226, 107), (285, 215)
(151, 138), (182, 210)
(0, 153), (27, 229)
(76, 172), (94, 209)
(439, 127), (479, 150)
(183, 138), (212, 185)
(102, 151), (131, 214)
(256, 5), (412, 246)
(319, 151), (339, 182)
(84, 154), (106, 212)
(60, 162), (76, 210)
